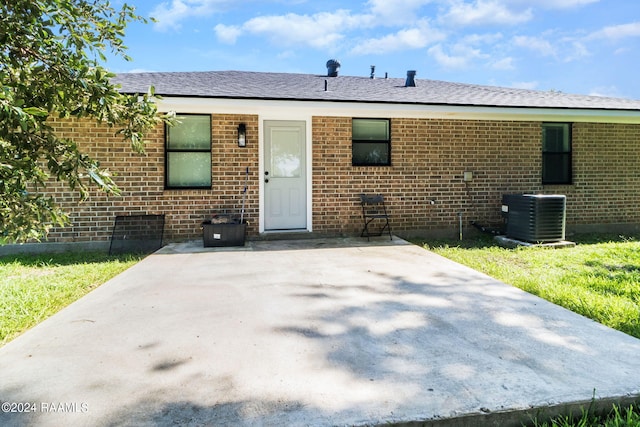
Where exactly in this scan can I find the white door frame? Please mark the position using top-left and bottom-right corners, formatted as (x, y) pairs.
(259, 115), (313, 233)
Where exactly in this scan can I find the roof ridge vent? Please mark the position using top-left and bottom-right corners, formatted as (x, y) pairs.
(326, 59), (341, 77)
(405, 70), (417, 87)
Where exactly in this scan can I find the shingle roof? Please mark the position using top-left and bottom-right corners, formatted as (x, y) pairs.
(112, 70), (640, 111)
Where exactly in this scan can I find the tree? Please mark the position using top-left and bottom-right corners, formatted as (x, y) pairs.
(0, 0), (171, 242)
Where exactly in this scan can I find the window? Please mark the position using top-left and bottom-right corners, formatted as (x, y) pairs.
(165, 114), (212, 189)
(352, 118), (390, 166)
(542, 123), (572, 185)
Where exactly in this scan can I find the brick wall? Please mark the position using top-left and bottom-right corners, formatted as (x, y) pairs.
(45, 114), (260, 243)
(567, 122), (640, 226)
(40, 115), (640, 243)
(313, 117), (543, 236)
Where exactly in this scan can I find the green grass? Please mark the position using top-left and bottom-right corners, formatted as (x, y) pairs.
(420, 233), (640, 340)
(0, 251), (142, 346)
(530, 402), (640, 427)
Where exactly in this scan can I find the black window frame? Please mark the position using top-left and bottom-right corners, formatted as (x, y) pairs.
(542, 122), (572, 185)
(352, 118), (391, 167)
(165, 114), (212, 189)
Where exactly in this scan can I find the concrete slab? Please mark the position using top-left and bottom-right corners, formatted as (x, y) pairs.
(1, 237), (639, 427)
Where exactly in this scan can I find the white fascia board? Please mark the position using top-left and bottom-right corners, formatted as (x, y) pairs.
(158, 97), (640, 124)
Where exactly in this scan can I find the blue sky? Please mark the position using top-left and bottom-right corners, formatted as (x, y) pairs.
(107, 0), (640, 99)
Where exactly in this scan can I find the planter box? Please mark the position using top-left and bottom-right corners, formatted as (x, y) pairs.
(202, 222), (246, 247)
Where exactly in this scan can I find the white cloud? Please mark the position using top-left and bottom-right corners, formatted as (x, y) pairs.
(441, 0), (533, 27)
(214, 23), (242, 44)
(564, 41), (590, 61)
(512, 34), (591, 64)
(491, 57), (515, 70)
(429, 45), (465, 68)
(151, 0), (233, 31)
(551, 0), (598, 6)
(428, 43), (487, 68)
(459, 33), (511, 68)
(240, 10), (374, 49)
(513, 35), (556, 56)
(589, 85), (622, 97)
(587, 22), (640, 41)
(506, 0), (598, 8)
(511, 81), (539, 90)
(462, 32), (504, 45)
(208, 1), (444, 53)
(124, 68), (157, 74)
(366, 0), (434, 25)
(351, 20), (445, 55)
(429, 44), (466, 68)
(276, 50), (297, 60)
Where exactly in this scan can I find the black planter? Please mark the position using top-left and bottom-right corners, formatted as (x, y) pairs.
(202, 222), (247, 247)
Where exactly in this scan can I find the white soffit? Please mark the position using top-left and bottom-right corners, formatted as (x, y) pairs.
(158, 97), (640, 124)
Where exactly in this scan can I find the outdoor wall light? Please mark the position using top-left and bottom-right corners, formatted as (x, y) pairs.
(237, 123), (247, 147)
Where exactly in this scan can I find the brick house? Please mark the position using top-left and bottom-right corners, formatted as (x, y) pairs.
(35, 64), (640, 246)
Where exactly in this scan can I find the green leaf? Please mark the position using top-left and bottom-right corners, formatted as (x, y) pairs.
(0, 0), (167, 242)
(22, 107), (49, 117)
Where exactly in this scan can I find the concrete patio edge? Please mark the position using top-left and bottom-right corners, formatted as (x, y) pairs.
(1, 237), (639, 426)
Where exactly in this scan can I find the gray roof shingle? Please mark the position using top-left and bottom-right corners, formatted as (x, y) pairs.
(112, 70), (640, 111)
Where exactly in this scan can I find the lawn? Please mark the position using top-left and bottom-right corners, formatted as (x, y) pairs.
(0, 252), (142, 346)
(419, 233), (640, 340)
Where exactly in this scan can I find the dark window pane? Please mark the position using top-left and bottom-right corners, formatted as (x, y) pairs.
(543, 124), (569, 152)
(353, 142), (389, 165)
(543, 153), (571, 184)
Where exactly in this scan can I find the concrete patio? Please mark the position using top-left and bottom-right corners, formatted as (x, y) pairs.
(1, 237), (639, 426)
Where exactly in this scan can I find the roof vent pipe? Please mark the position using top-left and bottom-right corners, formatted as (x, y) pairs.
(326, 59), (341, 77)
(405, 70), (417, 87)
(370, 65), (375, 79)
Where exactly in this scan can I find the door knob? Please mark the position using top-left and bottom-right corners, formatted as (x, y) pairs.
(265, 178), (269, 183)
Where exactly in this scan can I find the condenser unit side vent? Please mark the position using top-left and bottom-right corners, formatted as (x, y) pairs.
(502, 194), (566, 243)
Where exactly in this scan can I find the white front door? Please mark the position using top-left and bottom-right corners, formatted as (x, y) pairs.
(264, 120), (307, 230)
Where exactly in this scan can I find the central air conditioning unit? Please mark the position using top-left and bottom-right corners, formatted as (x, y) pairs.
(501, 194), (566, 243)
